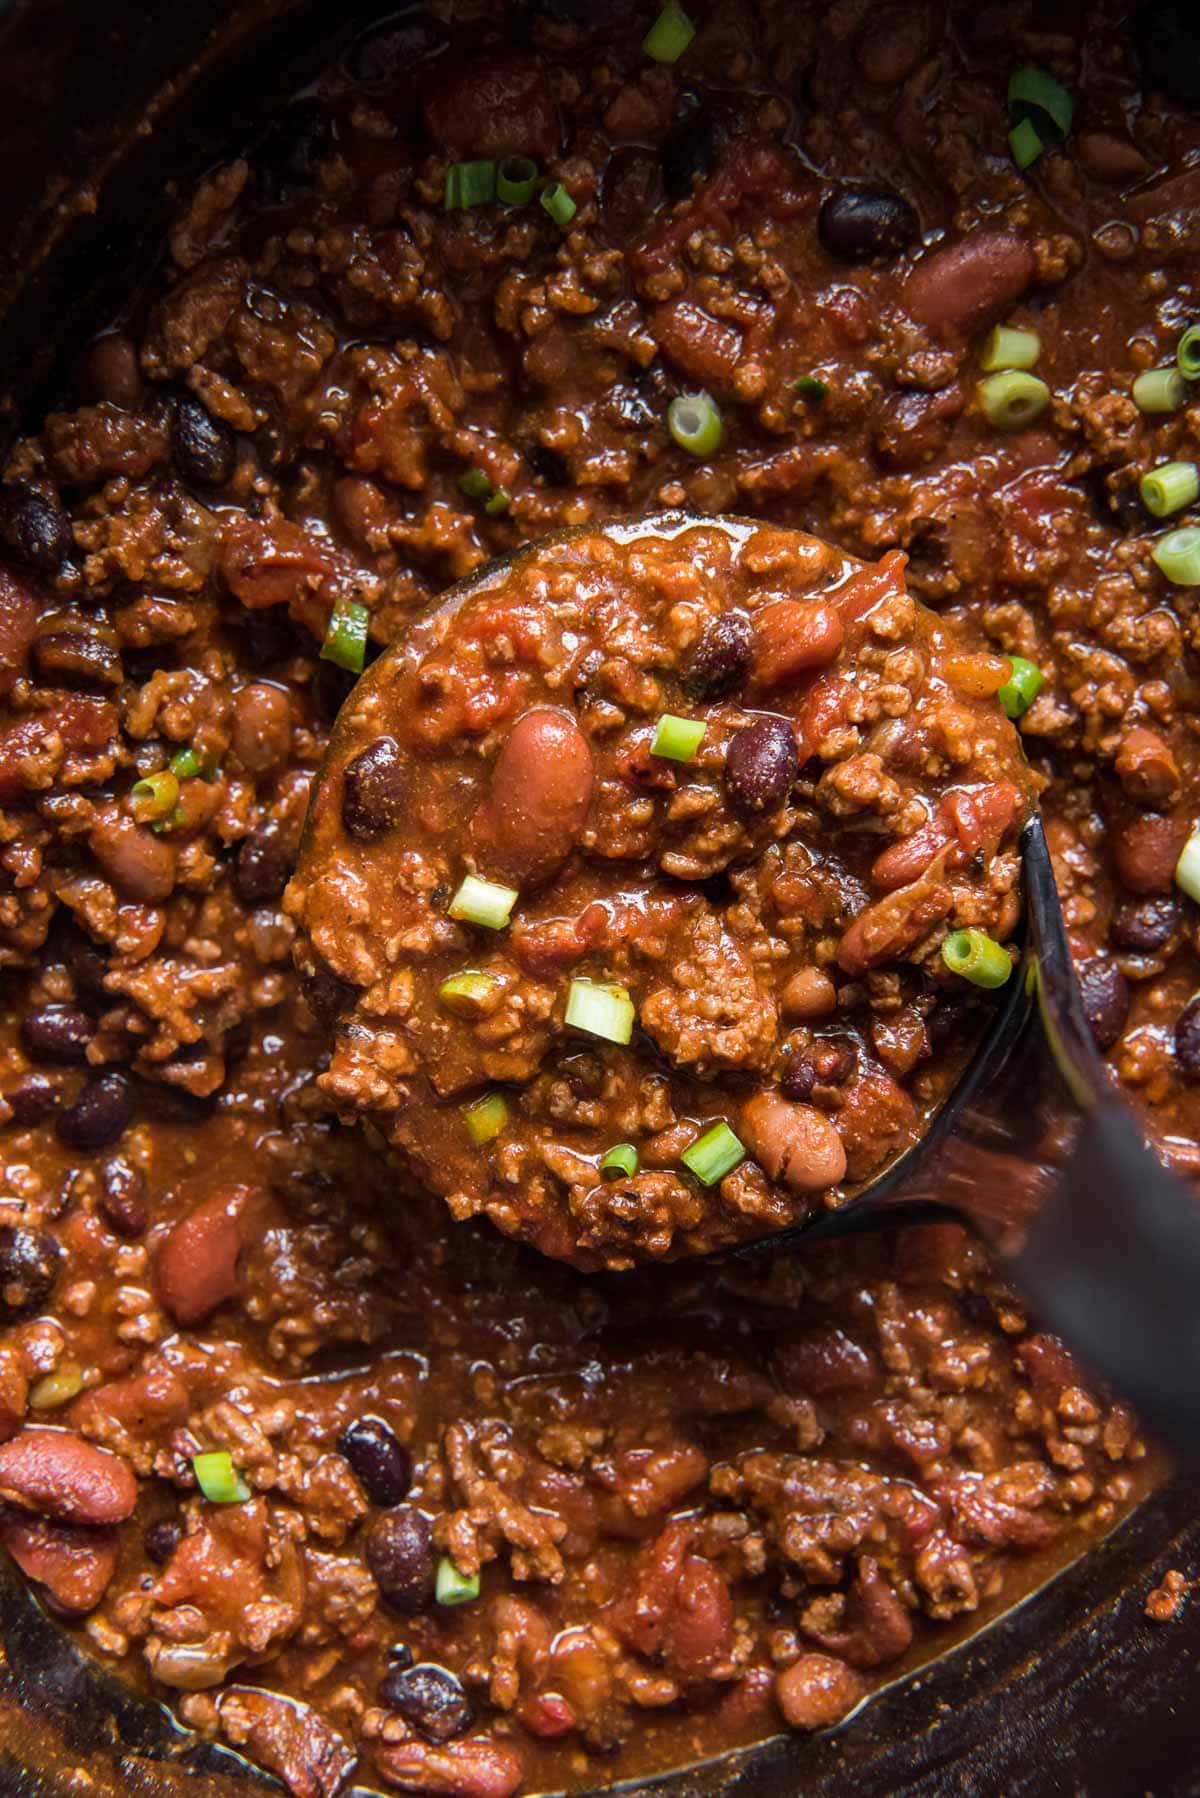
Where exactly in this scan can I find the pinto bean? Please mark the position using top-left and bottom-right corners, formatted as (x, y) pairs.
(0, 566), (37, 701)
(857, 4), (931, 84)
(0, 1428), (136, 1524)
(780, 967), (838, 1020)
(902, 231), (1036, 339)
(156, 1190), (248, 1325)
(231, 682), (292, 776)
(470, 707), (594, 888)
(1111, 810), (1188, 896)
(0, 1515), (117, 1614)
(374, 1738), (524, 1798)
(89, 815), (177, 904)
(1114, 725), (1180, 808)
(750, 600), (844, 690)
(221, 516), (333, 611)
(740, 1091), (847, 1192)
(775, 1652), (866, 1731)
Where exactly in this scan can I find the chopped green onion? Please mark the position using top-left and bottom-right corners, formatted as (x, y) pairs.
(794, 376), (828, 402)
(444, 160), (496, 211)
(681, 1121), (745, 1186)
(997, 655), (1045, 720)
(643, 0), (695, 62)
(1152, 526), (1200, 587)
(321, 601), (370, 674)
(448, 875), (518, 930)
(29, 1364), (83, 1411)
(1009, 117), (1045, 172)
(1132, 367), (1187, 415)
(130, 770), (180, 823)
(192, 1450), (250, 1504)
(438, 970), (502, 1018)
(599, 1143), (639, 1181)
(1175, 831), (1200, 905)
(650, 714), (706, 762)
(1177, 325), (1200, 381)
(668, 391), (723, 458)
(484, 488), (511, 516)
(458, 468), (511, 515)
(978, 370), (1050, 430)
(565, 978), (635, 1045)
(1140, 461), (1200, 519)
(980, 326), (1041, 373)
(540, 182), (577, 227)
(463, 1091), (508, 1145)
(1008, 67), (1073, 144)
(497, 157), (539, 205)
(435, 1556), (480, 1605)
(941, 928), (1013, 989)
(169, 746), (203, 780)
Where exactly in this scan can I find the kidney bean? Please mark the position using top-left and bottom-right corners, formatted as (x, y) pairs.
(1111, 895), (1180, 953)
(665, 1556), (733, 1683)
(3, 1073), (59, 1126)
(1174, 995), (1200, 1079)
(1076, 957), (1130, 1050)
(0, 1514), (118, 1614)
(374, 1738), (524, 1798)
(77, 333), (143, 410)
(235, 814), (299, 906)
(775, 1652), (866, 1731)
(781, 967), (837, 1019)
(1114, 725), (1180, 808)
(0, 485), (72, 573)
(99, 1156), (149, 1237)
(470, 708), (594, 888)
(172, 395), (236, 488)
(0, 566), (37, 701)
(341, 735), (407, 841)
(902, 231), (1036, 340)
(740, 1092), (847, 1192)
(1077, 131), (1152, 184)
(0, 1428), (137, 1524)
(21, 1005), (93, 1065)
(685, 612), (753, 700)
(144, 1517), (183, 1565)
(750, 600), (845, 690)
(56, 1072), (133, 1149)
(0, 1227), (60, 1319)
(367, 1506), (436, 1611)
(156, 1190), (246, 1325)
(32, 629), (122, 689)
(724, 716), (800, 816)
(422, 49), (560, 162)
(839, 877), (956, 974)
(89, 815), (177, 904)
(818, 189), (918, 262)
(381, 1663), (473, 1743)
(1111, 810), (1188, 896)
(653, 299), (743, 389)
(339, 1416), (412, 1508)
(231, 682), (292, 776)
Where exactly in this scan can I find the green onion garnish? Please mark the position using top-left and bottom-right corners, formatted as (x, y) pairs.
(997, 655), (1045, 719)
(1175, 831), (1200, 905)
(650, 714), (706, 762)
(1141, 461), (1200, 519)
(463, 1091), (508, 1145)
(1008, 67), (1073, 144)
(438, 970), (502, 1018)
(1132, 368), (1187, 415)
(497, 157), (539, 205)
(1152, 526), (1200, 587)
(941, 928), (1013, 989)
(458, 469), (511, 515)
(540, 182), (577, 227)
(321, 601), (370, 674)
(564, 978), (635, 1045)
(29, 1363), (83, 1410)
(1009, 116), (1045, 172)
(978, 370), (1050, 430)
(681, 1121), (745, 1186)
(444, 160), (497, 210)
(192, 1450), (250, 1504)
(435, 1556), (481, 1605)
(979, 326), (1041, 373)
(668, 391), (723, 458)
(599, 1143), (639, 1181)
(643, 0), (695, 62)
(1177, 325), (1200, 382)
(169, 746), (203, 780)
(130, 770), (180, 823)
(448, 875), (518, 930)
(794, 376), (829, 403)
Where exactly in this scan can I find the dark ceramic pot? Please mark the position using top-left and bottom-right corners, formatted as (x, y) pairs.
(0, 1), (1197, 1792)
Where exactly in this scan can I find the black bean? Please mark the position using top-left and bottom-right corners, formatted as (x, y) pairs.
(379, 1663), (473, 1744)
(342, 736), (407, 841)
(366, 1506), (435, 1611)
(1139, 0), (1200, 110)
(386, 1643), (415, 1673)
(32, 631), (122, 689)
(1175, 994), (1200, 1079)
(662, 93), (718, 201)
(1077, 957), (1130, 1051)
(144, 1519), (182, 1565)
(172, 396), (236, 489)
(685, 613), (753, 700)
(56, 923), (108, 1002)
(0, 1226), (60, 1320)
(818, 189), (919, 262)
(344, 12), (450, 87)
(99, 1156), (149, 1237)
(3, 1073), (59, 1126)
(240, 606), (300, 671)
(779, 1053), (816, 1101)
(339, 1416), (413, 1508)
(21, 1006), (93, 1065)
(0, 486), (71, 574)
(1110, 895), (1180, 954)
(56, 1071), (133, 1149)
(302, 966), (355, 1026)
(234, 816), (297, 906)
(523, 443), (570, 487)
(724, 716), (800, 816)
